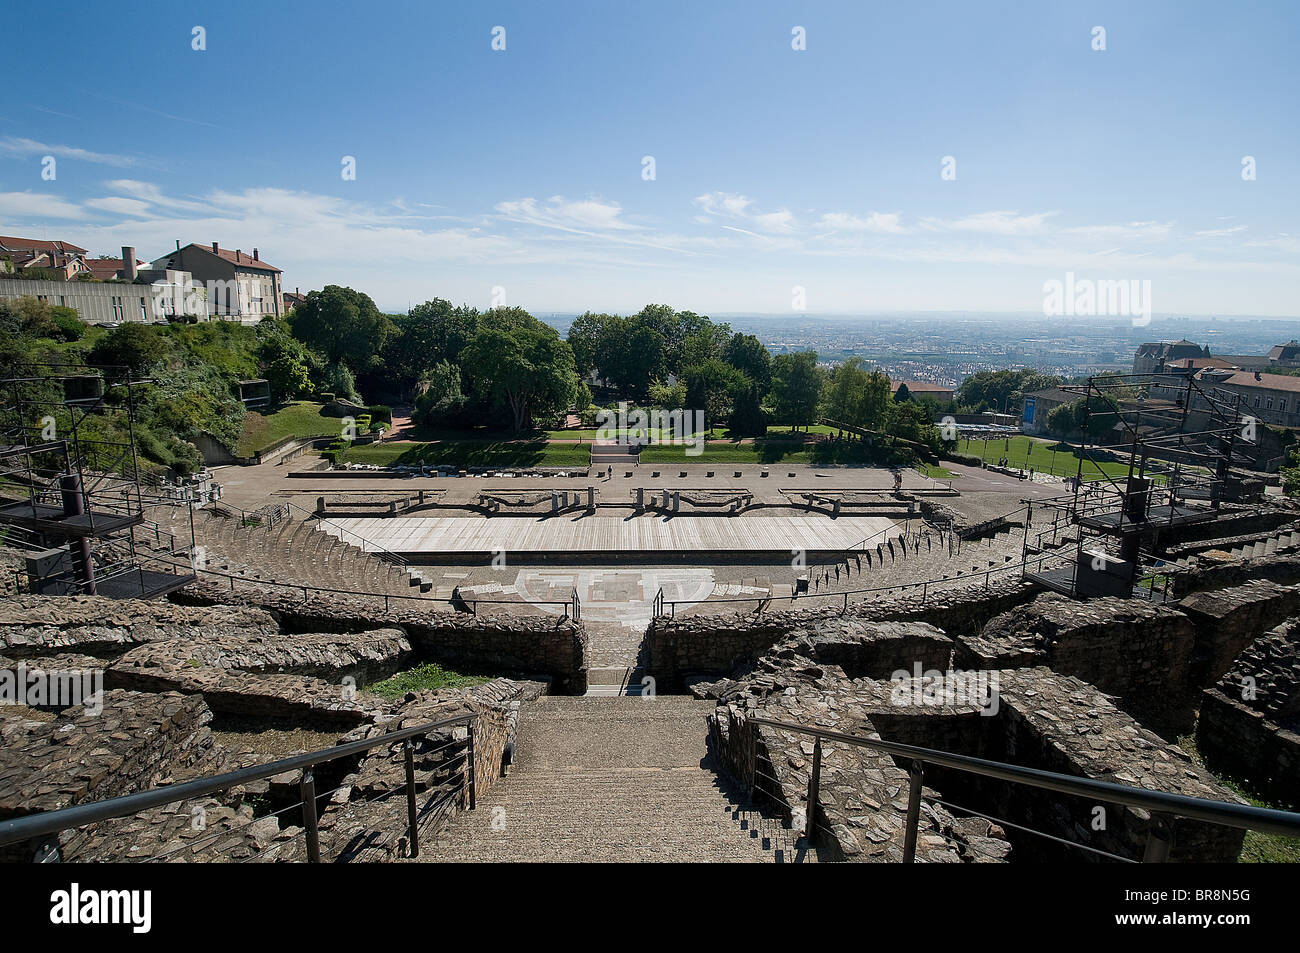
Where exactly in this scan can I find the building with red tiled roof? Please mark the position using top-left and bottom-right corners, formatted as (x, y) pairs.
(1148, 366), (1300, 430)
(0, 236), (89, 256)
(148, 241), (283, 322)
(0, 236), (94, 280)
(84, 256), (148, 282)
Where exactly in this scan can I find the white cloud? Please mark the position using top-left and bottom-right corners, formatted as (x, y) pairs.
(0, 137), (138, 168)
(1066, 221), (1174, 243)
(0, 190), (85, 219)
(84, 196), (153, 217)
(1193, 225), (1247, 238)
(694, 191), (796, 232)
(923, 210), (1056, 236)
(818, 211), (905, 233)
(496, 196), (638, 231)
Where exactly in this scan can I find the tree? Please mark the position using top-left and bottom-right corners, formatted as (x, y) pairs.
(413, 359), (467, 427)
(648, 377), (687, 409)
(894, 382), (912, 402)
(395, 299), (479, 369)
(685, 359), (745, 433)
(258, 321), (316, 402)
(823, 358), (890, 429)
(265, 353), (312, 401)
(724, 333), (772, 394)
(728, 379), (767, 437)
(957, 369), (1061, 415)
(321, 363), (359, 402)
(769, 351), (822, 431)
(288, 285), (390, 372)
(89, 323), (169, 377)
(461, 309), (580, 433)
(0, 296), (84, 341)
(566, 311), (609, 380)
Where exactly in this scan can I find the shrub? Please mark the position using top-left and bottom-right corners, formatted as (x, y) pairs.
(367, 404), (393, 423)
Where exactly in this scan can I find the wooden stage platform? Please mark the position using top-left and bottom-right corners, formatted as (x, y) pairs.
(317, 514), (900, 560)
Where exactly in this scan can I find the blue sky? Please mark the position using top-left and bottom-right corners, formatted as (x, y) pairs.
(2, 0), (1298, 317)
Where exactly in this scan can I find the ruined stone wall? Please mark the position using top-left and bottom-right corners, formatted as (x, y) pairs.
(648, 577), (1035, 689)
(980, 671), (1245, 863)
(1197, 621), (1300, 806)
(960, 594), (1199, 737)
(0, 690), (223, 862)
(1, 595), (278, 658)
(702, 614), (1249, 864)
(1170, 552), (1300, 598)
(174, 583), (588, 693)
(1178, 580), (1300, 685)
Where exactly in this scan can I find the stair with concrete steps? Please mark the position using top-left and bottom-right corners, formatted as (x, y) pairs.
(428, 695), (813, 862)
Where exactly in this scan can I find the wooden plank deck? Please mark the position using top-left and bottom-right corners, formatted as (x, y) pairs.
(318, 515), (900, 556)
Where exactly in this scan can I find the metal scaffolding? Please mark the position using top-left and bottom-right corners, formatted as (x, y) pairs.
(1020, 372), (1258, 600)
(0, 362), (196, 599)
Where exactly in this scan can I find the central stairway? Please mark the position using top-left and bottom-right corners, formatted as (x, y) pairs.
(430, 696), (801, 862)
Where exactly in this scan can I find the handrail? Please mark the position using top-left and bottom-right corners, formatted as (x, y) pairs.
(747, 715), (1300, 840)
(0, 712), (476, 852)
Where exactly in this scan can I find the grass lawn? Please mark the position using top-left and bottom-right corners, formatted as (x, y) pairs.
(236, 401), (339, 457)
(1177, 734), (1299, 863)
(342, 439), (592, 468)
(639, 438), (907, 466)
(957, 435), (1134, 481)
(915, 463), (958, 479)
(366, 662), (487, 700)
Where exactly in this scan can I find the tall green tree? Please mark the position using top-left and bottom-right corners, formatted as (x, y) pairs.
(769, 350), (822, 430)
(288, 285), (391, 372)
(685, 359), (745, 433)
(461, 309), (580, 432)
(724, 333), (772, 394)
(823, 358), (890, 429)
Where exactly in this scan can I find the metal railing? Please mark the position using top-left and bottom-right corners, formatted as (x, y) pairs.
(744, 715), (1300, 862)
(0, 713), (477, 863)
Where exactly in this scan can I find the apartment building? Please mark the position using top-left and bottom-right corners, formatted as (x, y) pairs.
(0, 244), (197, 325)
(149, 242), (283, 323)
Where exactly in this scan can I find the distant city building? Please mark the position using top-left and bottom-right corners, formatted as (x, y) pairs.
(890, 380), (954, 402)
(1151, 367), (1300, 430)
(1021, 387), (1077, 436)
(1134, 338), (1300, 375)
(1132, 340), (1211, 374)
(149, 241), (283, 323)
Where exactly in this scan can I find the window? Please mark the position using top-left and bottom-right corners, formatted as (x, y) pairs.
(1254, 396), (1261, 408)
(1281, 400), (1288, 414)
(1267, 398), (1274, 411)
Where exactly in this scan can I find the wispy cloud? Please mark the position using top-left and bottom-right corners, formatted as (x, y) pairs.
(0, 190), (87, 219)
(0, 137), (138, 168)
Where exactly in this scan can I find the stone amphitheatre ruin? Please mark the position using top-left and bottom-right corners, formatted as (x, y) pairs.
(1, 366), (1299, 863)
